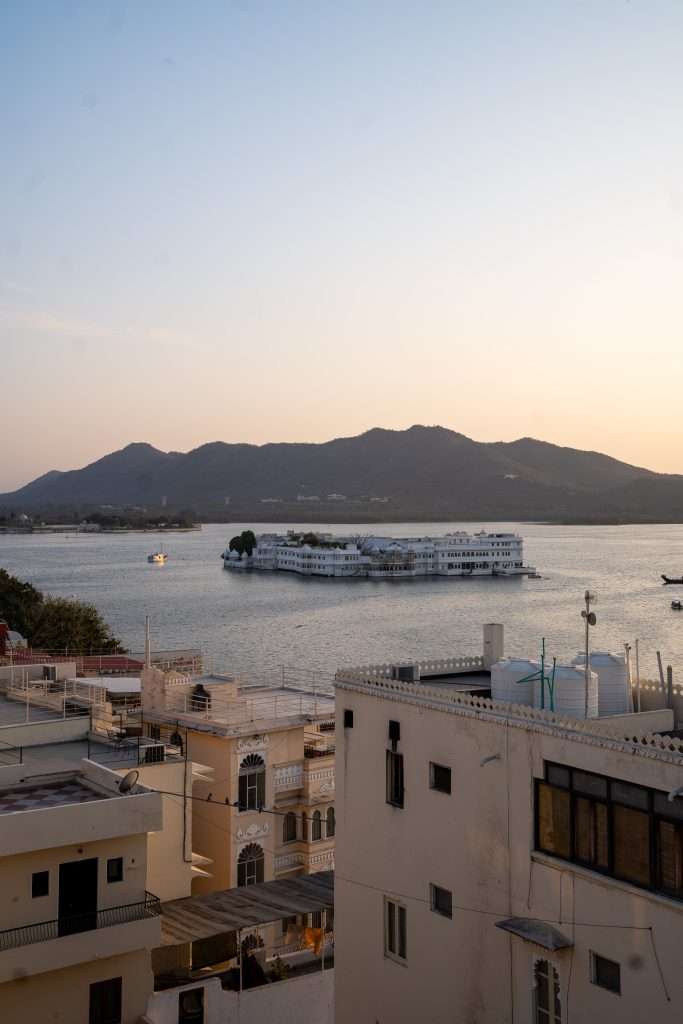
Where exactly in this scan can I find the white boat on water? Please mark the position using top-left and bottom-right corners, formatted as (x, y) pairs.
(222, 530), (535, 579)
(147, 546), (167, 564)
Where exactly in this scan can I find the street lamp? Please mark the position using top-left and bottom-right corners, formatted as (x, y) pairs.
(581, 590), (597, 718)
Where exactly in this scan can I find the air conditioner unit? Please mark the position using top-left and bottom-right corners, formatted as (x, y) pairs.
(391, 663), (420, 683)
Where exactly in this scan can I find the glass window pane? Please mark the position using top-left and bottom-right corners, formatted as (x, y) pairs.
(572, 771), (608, 798)
(658, 820), (683, 896)
(537, 783), (571, 858)
(547, 764), (570, 788)
(386, 901), (395, 954)
(614, 805), (651, 886)
(575, 798), (609, 869)
(654, 793), (683, 821)
(398, 906), (407, 959)
(611, 780), (649, 810)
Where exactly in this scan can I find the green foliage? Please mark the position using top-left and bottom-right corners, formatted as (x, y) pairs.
(302, 532), (320, 547)
(229, 530), (257, 557)
(0, 569), (123, 652)
(0, 569), (43, 636)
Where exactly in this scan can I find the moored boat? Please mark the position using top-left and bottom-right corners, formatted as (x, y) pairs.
(662, 574), (683, 585)
(148, 549), (167, 564)
(672, 600), (682, 611)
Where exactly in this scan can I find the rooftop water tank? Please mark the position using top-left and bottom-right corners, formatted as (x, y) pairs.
(536, 664), (598, 720)
(490, 659), (539, 706)
(572, 651), (629, 716)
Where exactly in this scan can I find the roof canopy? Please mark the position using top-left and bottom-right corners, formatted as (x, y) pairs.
(159, 871), (334, 947)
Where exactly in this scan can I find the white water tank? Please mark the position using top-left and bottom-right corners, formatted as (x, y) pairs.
(536, 664), (598, 719)
(490, 659), (539, 706)
(572, 651), (628, 716)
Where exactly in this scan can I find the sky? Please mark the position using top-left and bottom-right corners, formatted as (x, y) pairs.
(1, 1), (682, 491)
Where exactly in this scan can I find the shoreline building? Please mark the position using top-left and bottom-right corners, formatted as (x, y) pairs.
(141, 664), (336, 894)
(334, 625), (683, 1024)
(223, 530), (533, 578)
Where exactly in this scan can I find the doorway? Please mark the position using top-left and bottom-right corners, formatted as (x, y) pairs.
(59, 858), (98, 936)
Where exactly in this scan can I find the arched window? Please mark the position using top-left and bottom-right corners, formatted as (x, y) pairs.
(326, 806), (335, 838)
(238, 754), (265, 811)
(312, 810), (322, 842)
(237, 843), (264, 887)
(533, 959), (561, 1024)
(283, 811), (297, 844)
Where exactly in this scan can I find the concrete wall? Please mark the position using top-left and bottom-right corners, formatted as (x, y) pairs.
(0, 716), (90, 748)
(335, 682), (683, 1024)
(0, 948), (152, 1024)
(144, 968), (334, 1024)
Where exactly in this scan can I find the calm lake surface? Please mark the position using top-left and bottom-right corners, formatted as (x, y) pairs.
(2, 522), (682, 683)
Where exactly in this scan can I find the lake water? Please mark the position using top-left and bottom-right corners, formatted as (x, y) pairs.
(1, 522), (683, 684)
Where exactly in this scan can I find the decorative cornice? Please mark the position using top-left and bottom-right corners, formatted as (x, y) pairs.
(236, 822), (271, 842)
(237, 734), (270, 752)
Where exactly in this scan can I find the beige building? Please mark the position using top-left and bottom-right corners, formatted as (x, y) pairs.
(141, 665), (336, 895)
(335, 626), (683, 1024)
(0, 758), (162, 1024)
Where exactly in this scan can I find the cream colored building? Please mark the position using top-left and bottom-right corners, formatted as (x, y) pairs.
(0, 759), (162, 1024)
(335, 626), (683, 1024)
(141, 665), (336, 895)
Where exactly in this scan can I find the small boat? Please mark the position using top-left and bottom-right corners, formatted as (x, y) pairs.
(672, 601), (683, 611)
(662, 575), (683, 585)
(147, 546), (167, 564)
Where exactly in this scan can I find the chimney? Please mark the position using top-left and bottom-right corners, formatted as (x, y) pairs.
(483, 624), (504, 668)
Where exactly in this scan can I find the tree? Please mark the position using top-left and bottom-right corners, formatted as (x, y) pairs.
(0, 569), (43, 637)
(0, 569), (123, 652)
(229, 530), (257, 557)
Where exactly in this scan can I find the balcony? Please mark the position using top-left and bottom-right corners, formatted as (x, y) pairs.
(275, 847), (335, 874)
(274, 762), (304, 796)
(303, 758), (335, 804)
(0, 893), (161, 982)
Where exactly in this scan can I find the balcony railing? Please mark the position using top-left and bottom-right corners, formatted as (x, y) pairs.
(0, 892), (160, 952)
(304, 744), (335, 759)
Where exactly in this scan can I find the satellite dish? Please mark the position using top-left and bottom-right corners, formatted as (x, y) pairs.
(119, 770), (139, 794)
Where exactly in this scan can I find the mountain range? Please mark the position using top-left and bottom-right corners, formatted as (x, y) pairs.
(2, 426), (681, 523)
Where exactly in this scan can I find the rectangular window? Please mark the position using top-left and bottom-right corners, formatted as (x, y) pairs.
(536, 763), (683, 902)
(537, 782), (571, 859)
(658, 820), (683, 897)
(238, 770), (265, 811)
(386, 750), (404, 807)
(89, 977), (122, 1024)
(384, 897), (406, 962)
(613, 805), (650, 886)
(32, 870), (49, 898)
(106, 857), (124, 883)
(574, 797), (608, 869)
(178, 987), (204, 1024)
(591, 953), (621, 994)
(430, 884), (452, 918)
(430, 762), (451, 794)
(344, 709), (354, 728)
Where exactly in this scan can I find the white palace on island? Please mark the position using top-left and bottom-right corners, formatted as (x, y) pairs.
(222, 530), (535, 579)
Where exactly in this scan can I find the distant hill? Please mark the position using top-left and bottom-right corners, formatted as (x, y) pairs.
(2, 426), (682, 523)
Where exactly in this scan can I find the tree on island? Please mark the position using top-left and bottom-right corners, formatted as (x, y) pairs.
(229, 530), (257, 557)
(0, 569), (123, 653)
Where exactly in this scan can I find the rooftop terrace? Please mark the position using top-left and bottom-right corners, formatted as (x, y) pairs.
(0, 777), (105, 815)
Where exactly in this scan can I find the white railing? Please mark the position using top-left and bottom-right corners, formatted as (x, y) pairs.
(162, 689), (334, 729)
(336, 655), (485, 682)
(274, 763), (305, 791)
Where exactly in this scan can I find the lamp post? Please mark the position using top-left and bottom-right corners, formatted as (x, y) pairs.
(581, 591), (597, 718)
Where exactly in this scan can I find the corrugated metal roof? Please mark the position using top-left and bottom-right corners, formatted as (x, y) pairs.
(159, 871), (334, 946)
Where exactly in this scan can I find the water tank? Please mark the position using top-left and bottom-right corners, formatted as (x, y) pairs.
(572, 651), (628, 716)
(537, 664), (598, 719)
(490, 659), (539, 706)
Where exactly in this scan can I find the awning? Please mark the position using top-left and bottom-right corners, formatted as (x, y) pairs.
(495, 917), (573, 951)
(159, 870), (334, 947)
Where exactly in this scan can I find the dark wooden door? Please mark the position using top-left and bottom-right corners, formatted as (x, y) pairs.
(58, 857), (98, 936)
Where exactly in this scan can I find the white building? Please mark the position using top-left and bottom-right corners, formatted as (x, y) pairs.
(223, 530), (532, 578)
(334, 625), (683, 1024)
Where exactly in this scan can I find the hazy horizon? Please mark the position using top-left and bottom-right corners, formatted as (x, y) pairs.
(3, 2), (682, 490)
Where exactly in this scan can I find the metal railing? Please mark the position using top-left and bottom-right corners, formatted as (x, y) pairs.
(87, 736), (183, 767)
(0, 892), (160, 952)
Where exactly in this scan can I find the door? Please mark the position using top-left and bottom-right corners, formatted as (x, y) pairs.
(59, 858), (98, 936)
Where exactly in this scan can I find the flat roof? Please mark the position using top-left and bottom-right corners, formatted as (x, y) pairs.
(0, 777), (106, 816)
(160, 870), (334, 946)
